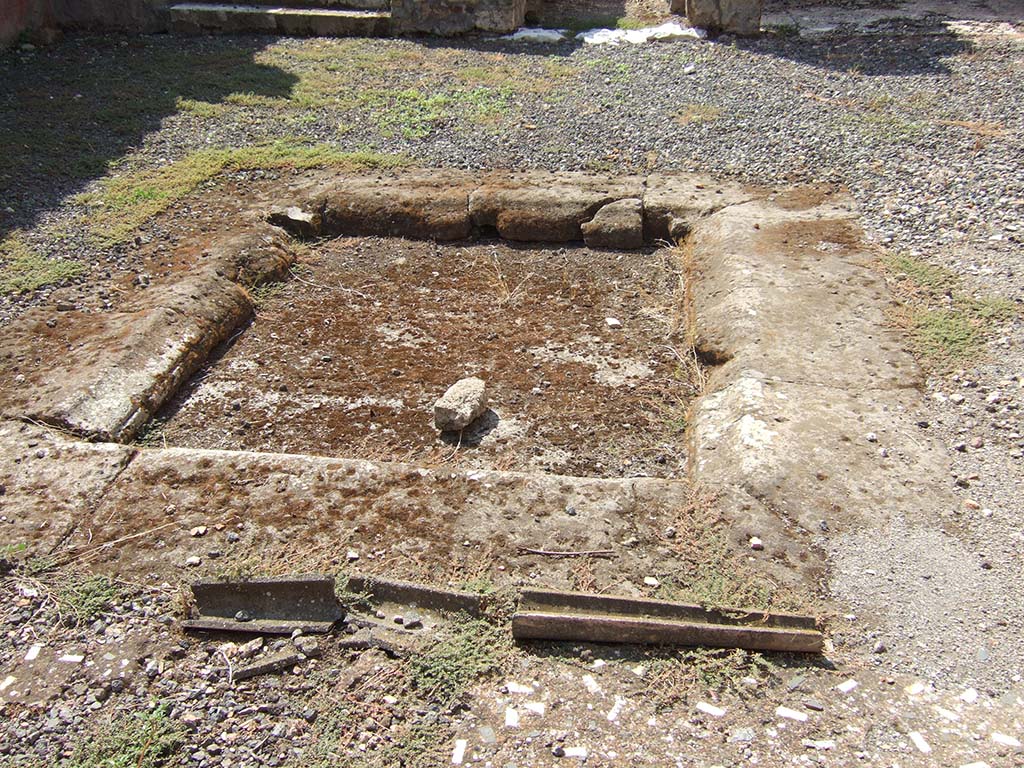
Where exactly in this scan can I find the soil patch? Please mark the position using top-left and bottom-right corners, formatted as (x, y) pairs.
(150, 237), (698, 479)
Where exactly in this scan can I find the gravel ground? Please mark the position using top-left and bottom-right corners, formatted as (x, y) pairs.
(1, 6), (1023, 765)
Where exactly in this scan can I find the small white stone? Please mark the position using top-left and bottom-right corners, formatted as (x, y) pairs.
(905, 681), (926, 696)
(189, 525), (207, 537)
(524, 701), (546, 716)
(582, 674), (601, 694)
(836, 679), (859, 693)
(605, 317), (622, 329)
(696, 702), (726, 717)
(643, 576), (660, 587)
(934, 706), (960, 722)
(909, 731), (932, 754)
(749, 536), (764, 551)
(24, 644), (41, 662)
(59, 654), (85, 663)
(802, 739), (835, 750)
(452, 738), (468, 764)
(776, 705), (808, 722)
(505, 707), (519, 727)
(683, 63), (696, 74)
(960, 687), (978, 703)
(991, 732), (1021, 748)
(185, 556), (201, 567)
(563, 746), (588, 759)
(0, 676), (15, 691)
(506, 681), (533, 694)
(866, 432), (878, 442)
(346, 550), (360, 562)
(607, 696), (626, 721)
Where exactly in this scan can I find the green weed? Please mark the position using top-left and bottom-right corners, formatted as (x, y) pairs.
(64, 705), (184, 768)
(643, 647), (774, 711)
(409, 616), (511, 708)
(655, 490), (801, 612)
(884, 252), (1019, 369)
(675, 102), (723, 125)
(57, 574), (121, 624)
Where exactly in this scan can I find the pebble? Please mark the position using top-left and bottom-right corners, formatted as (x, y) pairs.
(185, 556), (201, 567)
(749, 536), (764, 551)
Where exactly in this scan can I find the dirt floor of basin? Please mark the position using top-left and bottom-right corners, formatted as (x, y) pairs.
(146, 237), (700, 479)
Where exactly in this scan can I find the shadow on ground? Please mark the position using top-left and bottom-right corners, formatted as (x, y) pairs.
(745, 16), (974, 76)
(0, 34), (298, 242)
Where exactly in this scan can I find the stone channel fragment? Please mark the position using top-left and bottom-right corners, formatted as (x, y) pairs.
(469, 172), (644, 242)
(686, 191), (954, 534)
(0, 227), (295, 443)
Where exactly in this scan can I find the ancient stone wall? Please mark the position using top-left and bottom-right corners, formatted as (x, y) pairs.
(391, 0), (525, 35)
(48, 0), (171, 33)
(1, 0), (169, 45)
(0, 0), (47, 47)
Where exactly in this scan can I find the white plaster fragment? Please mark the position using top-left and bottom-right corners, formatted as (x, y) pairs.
(992, 732), (1021, 748)
(909, 731), (931, 754)
(452, 738), (468, 764)
(776, 706), (808, 722)
(696, 702), (726, 717)
(836, 679), (859, 693)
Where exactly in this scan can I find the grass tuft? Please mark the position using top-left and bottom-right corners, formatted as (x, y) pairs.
(0, 232), (85, 294)
(76, 142), (410, 247)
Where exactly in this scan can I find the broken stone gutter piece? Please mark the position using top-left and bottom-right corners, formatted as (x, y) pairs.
(513, 588), (823, 653)
(183, 574), (343, 635)
(434, 377), (488, 432)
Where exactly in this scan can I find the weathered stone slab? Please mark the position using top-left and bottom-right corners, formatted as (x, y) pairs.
(19, 271), (251, 443)
(687, 195), (921, 391)
(582, 198), (644, 249)
(471, 172), (644, 242)
(691, 376), (954, 532)
(0, 420), (134, 556)
(0, 229), (294, 443)
(316, 171), (477, 241)
(643, 173), (753, 242)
